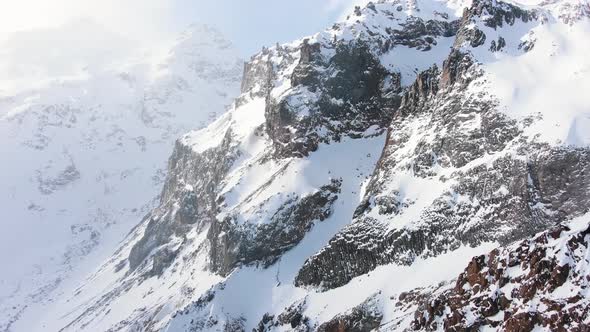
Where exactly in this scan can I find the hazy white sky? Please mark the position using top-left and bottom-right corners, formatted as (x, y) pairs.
(0, 0), (174, 40)
(0, 0), (367, 56)
(171, 0), (369, 55)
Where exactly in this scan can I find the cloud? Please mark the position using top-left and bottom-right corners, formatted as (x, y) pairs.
(0, 0), (178, 92)
(0, 0), (175, 43)
(0, 0), (376, 63)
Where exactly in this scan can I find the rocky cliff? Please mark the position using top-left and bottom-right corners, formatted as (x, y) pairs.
(41, 0), (590, 331)
(410, 217), (590, 331)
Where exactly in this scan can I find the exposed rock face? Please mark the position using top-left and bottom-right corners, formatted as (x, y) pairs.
(317, 298), (383, 332)
(239, 53), (276, 104)
(412, 220), (590, 332)
(127, 18), (401, 277)
(128, 125), (342, 277)
(295, 26), (590, 290)
(266, 39), (396, 158)
(208, 179), (342, 275)
(454, 0), (535, 48)
(254, 301), (311, 332)
(253, 297), (383, 332)
(128, 131), (238, 274)
(383, 16), (459, 52)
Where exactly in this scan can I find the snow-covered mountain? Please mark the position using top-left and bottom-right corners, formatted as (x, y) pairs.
(3, 0), (590, 331)
(0, 23), (242, 331)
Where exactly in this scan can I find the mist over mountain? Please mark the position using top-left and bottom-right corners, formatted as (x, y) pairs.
(0, 21), (242, 331)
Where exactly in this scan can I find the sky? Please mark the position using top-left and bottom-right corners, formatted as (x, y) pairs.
(171, 0), (368, 56)
(0, 0), (367, 57)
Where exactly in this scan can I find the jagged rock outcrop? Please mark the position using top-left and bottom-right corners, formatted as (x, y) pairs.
(128, 125), (343, 277)
(295, 7), (590, 290)
(239, 52), (277, 104)
(208, 179), (342, 275)
(454, 0), (535, 48)
(383, 16), (460, 51)
(254, 301), (311, 332)
(412, 219), (590, 331)
(128, 130), (238, 274)
(266, 39), (397, 158)
(317, 298), (383, 332)
(297, 142), (590, 289)
(253, 296), (384, 332)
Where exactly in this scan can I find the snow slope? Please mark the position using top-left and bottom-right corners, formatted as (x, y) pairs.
(483, 20), (590, 146)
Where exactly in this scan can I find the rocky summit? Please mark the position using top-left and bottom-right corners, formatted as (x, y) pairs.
(3, 0), (590, 331)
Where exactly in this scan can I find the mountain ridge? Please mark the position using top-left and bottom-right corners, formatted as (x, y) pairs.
(3, 0), (589, 331)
